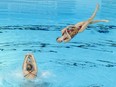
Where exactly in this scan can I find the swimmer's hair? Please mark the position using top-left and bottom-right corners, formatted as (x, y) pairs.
(26, 64), (33, 71)
(56, 37), (60, 41)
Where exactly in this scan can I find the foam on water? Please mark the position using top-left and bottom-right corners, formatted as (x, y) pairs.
(0, 68), (55, 87)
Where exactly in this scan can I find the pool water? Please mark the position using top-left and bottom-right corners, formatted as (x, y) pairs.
(0, 0), (116, 87)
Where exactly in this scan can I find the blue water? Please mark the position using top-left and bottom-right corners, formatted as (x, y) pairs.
(0, 0), (116, 87)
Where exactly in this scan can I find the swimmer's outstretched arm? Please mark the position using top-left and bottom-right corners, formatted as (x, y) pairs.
(78, 4), (99, 32)
(31, 54), (38, 72)
(61, 28), (67, 34)
(23, 55), (28, 71)
(90, 20), (109, 24)
(63, 30), (72, 43)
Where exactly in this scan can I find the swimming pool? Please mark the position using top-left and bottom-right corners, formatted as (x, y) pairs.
(0, 0), (116, 87)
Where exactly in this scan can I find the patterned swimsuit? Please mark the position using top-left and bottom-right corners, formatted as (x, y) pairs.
(63, 25), (82, 40)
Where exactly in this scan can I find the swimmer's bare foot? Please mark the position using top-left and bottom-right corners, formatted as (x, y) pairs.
(102, 20), (109, 22)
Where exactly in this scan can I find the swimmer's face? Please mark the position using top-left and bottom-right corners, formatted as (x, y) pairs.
(56, 37), (63, 43)
(27, 64), (32, 71)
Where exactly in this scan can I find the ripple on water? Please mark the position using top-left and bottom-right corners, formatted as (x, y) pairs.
(49, 59), (116, 68)
(0, 25), (115, 32)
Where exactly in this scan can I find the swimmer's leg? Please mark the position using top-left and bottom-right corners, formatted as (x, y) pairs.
(90, 20), (109, 24)
(78, 4), (99, 32)
(88, 4), (99, 22)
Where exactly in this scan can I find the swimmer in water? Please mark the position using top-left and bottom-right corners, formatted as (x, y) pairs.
(56, 4), (109, 43)
(22, 54), (38, 79)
